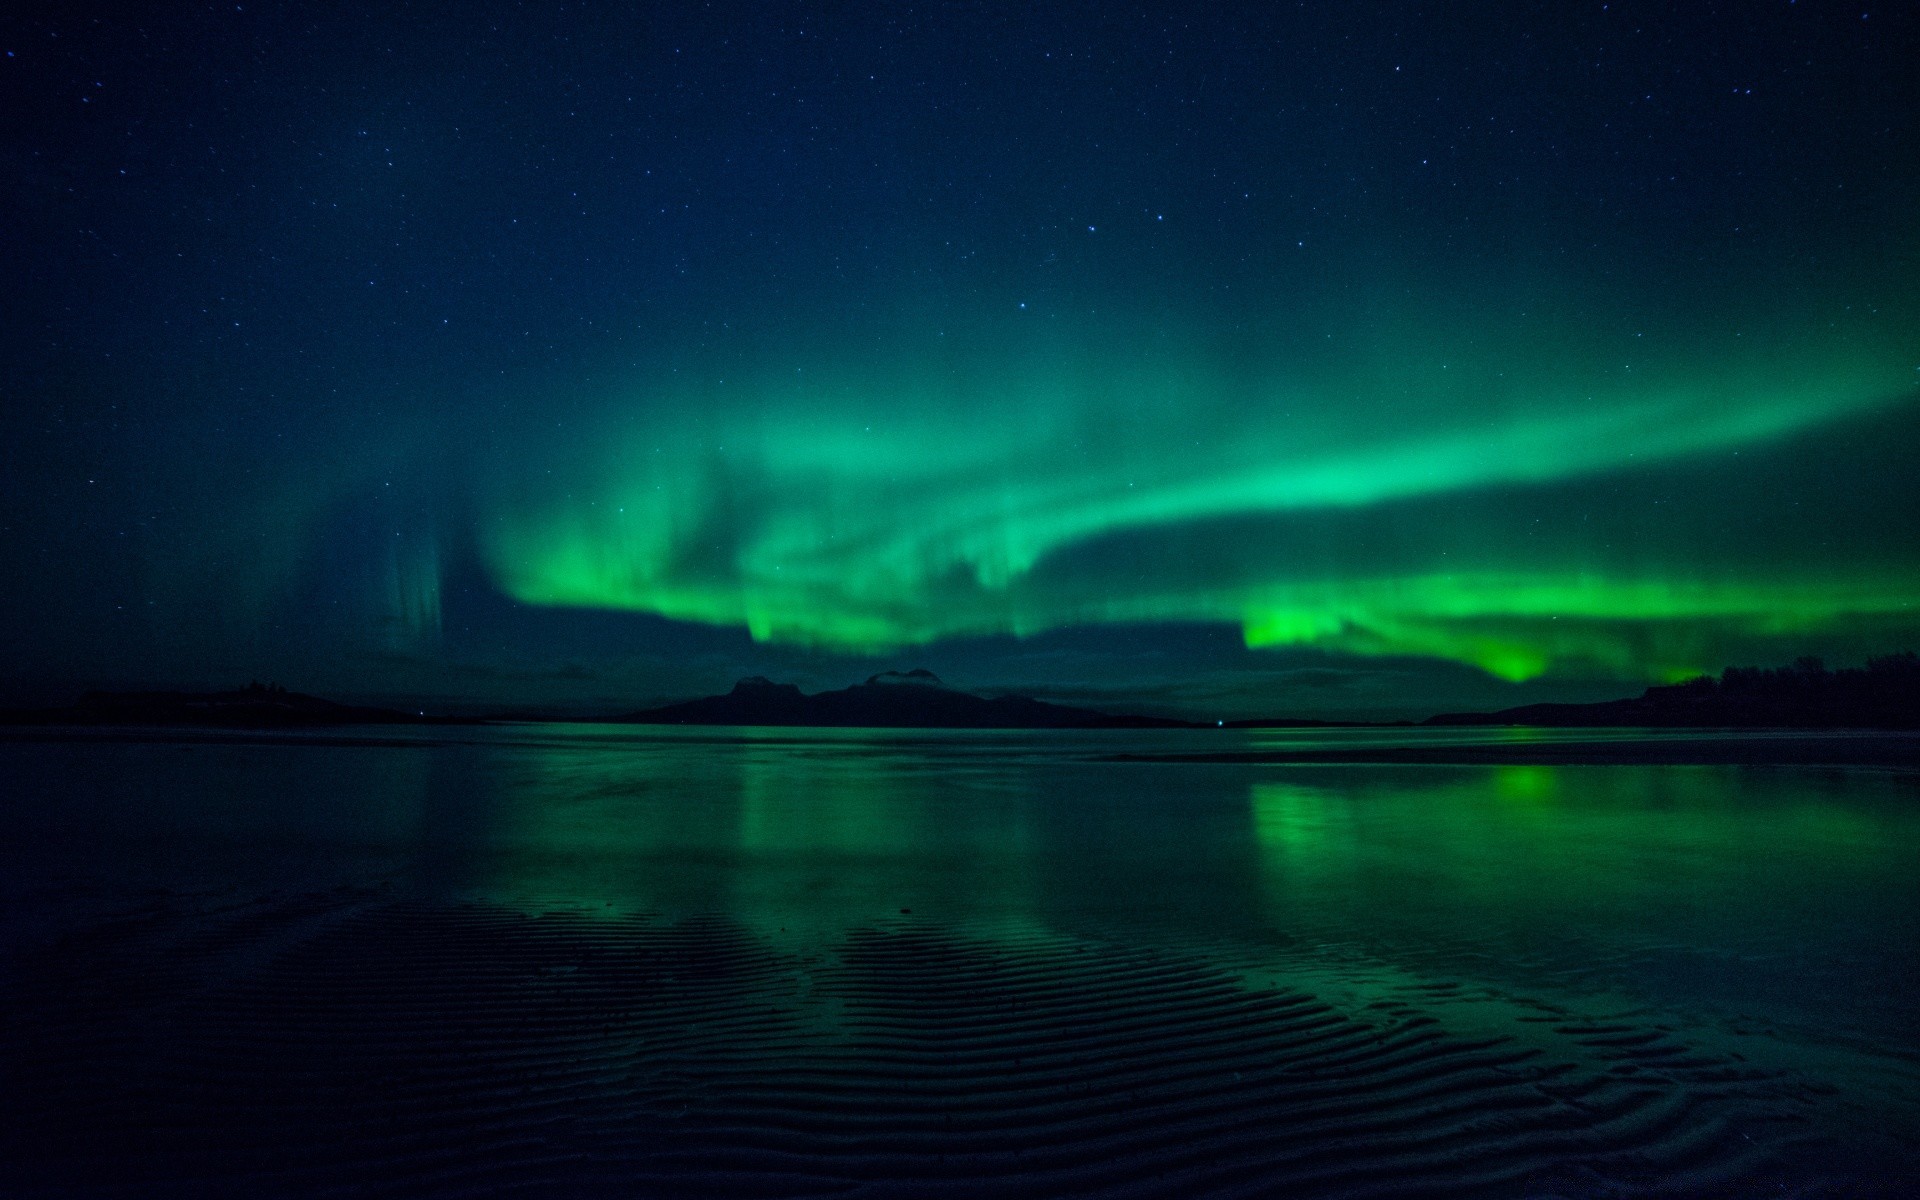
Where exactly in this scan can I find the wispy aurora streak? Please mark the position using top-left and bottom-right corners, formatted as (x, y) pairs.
(483, 307), (1919, 682)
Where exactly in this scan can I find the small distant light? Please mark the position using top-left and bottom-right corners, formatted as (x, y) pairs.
(1216, 720), (1224, 727)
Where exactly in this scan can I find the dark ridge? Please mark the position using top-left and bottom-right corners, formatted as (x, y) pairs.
(0, 897), (1850, 1197)
(1222, 717), (1414, 729)
(1426, 652), (1920, 730)
(619, 671), (1196, 729)
(14, 652), (1915, 733)
(866, 667), (945, 687)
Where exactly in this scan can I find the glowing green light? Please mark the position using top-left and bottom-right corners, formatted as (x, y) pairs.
(480, 299), (1919, 681)
(1235, 573), (1919, 680)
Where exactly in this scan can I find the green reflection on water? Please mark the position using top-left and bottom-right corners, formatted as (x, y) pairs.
(307, 728), (1918, 1050)
(4, 730), (1916, 1133)
(476, 732), (1049, 939)
(6, 729), (1917, 1179)
(465, 736), (1920, 1039)
(738, 748), (918, 855)
(1248, 765), (1920, 1021)
(463, 735), (1920, 953)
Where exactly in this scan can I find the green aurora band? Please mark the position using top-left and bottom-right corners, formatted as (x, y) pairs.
(481, 299), (1919, 684)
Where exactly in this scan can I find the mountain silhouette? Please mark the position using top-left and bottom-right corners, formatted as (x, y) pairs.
(619, 671), (1194, 729)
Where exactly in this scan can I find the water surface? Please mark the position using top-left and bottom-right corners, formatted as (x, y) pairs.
(3, 726), (1916, 1195)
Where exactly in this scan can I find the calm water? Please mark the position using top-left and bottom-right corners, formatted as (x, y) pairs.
(3, 725), (1917, 1195)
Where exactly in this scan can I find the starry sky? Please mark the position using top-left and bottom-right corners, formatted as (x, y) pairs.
(3, 2), (1917, 718)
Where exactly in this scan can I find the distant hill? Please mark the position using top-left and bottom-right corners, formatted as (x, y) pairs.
(13, 653), (1914, 734)
(1222, 717), (1411, 729)
(618, 670), (1195, 729)
(0, 682), (442, 729)
(1427, 653), (1920, 730)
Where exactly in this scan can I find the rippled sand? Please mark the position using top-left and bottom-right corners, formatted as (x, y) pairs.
(4, 897), (1899, 1196)
(2, 727), (1915, 1196)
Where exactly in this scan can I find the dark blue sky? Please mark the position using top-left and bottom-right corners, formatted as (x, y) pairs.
(4, 2), (1917, 717)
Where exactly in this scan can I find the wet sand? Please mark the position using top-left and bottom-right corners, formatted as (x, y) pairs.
(2, 892), (1889, 1197)
(3, 727), (1915, 1196)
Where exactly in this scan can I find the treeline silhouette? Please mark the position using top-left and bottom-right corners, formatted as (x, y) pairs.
(1431, 653), (1920, 729)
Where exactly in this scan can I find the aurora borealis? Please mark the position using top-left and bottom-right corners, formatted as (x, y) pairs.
(4, 2), (1918, 715)
(482, 312), (1915, 682)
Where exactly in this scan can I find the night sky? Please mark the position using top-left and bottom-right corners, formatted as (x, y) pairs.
(4, 2), (1917, 718)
